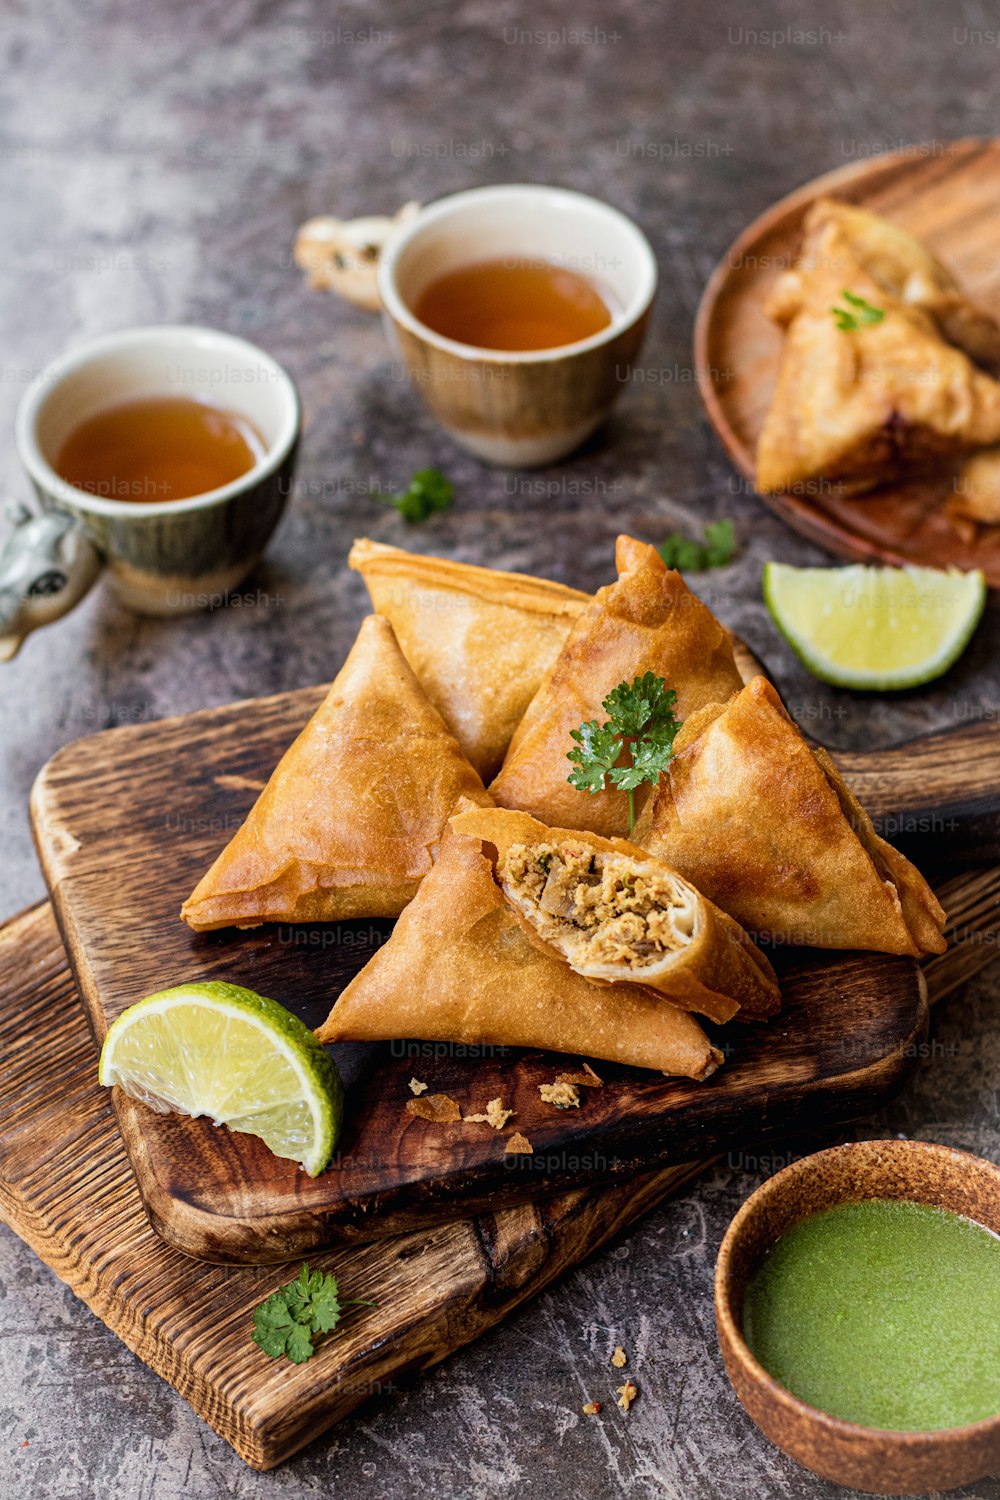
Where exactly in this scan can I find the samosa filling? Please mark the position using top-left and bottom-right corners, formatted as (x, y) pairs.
(499, 842), (695, 971)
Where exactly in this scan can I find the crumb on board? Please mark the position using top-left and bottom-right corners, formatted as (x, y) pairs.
(616, 1379), (638, 1412)
(405, 1093), (461, 1123)
(581, 1401), (602, 1416)
(611, 1346), (627, 1368)
(505, 1132), (534, 1155)
(539, 1080), (580, 1109)
(464, 1096), (514, 1130)
(556, 1063), (603, 1088)
(408, 1078), (428, 1096)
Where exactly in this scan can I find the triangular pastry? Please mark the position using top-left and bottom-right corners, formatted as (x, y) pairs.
(450, 804), (780, 1025)
(316, 809), (723, 1079)
(489, 535), (744, 837)
(349, 538), (589, 780)
(181, 615), (488, 930)
(633, 676), (946, 957)
(757, 206), (1000, 494)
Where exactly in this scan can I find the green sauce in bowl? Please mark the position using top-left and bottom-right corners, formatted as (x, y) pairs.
(742, 1199), (1000, 1431)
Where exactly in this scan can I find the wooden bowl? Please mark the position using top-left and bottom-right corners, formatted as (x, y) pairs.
(715, 1139), (1000, 1495)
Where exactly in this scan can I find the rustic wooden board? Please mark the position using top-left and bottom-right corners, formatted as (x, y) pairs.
(695, 137), (1000, 585)
(30, 669), (1000, 1262)
(0, 874), (995, 1470)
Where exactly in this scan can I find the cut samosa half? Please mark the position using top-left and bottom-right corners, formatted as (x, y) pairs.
(756, 209), (1000, 495)
(181, 616), (489, 931)
(633, 676), (946, 958)
(767, 199), (1000, 372)
(489, 535), (744, 838)
(450, 805), (780, 1025)
(316, 806), (723, 1080)
(349, 537), (589, 781)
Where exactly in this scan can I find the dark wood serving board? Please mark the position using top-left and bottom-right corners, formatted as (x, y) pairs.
(695, 137), (1000, 585)
(0, 875), (996, 1469)
(30, 669), (1000, 1263)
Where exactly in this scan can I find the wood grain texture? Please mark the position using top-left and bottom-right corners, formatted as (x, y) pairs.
(29, 676), (985, 1262)
(0, 875), (994, 1470)
(695, 138), (1000, 584)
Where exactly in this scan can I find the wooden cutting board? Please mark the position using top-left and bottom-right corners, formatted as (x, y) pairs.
(30, 670), (1000, 1262)
(0, 873), (995, 1470)
(695, 137), (1000, 585)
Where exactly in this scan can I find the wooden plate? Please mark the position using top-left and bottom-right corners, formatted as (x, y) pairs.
(695, 137), (1000, 585)
(31, 667), (1000, 1264)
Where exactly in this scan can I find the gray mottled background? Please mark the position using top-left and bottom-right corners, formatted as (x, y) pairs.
(1, 1), (999, 1496)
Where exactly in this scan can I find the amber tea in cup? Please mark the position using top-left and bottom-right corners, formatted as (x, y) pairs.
(54, 394), (267, 503)
(412, 257), (614, 351)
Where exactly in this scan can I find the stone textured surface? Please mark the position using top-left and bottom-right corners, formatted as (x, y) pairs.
(1, 1), (999, 1496)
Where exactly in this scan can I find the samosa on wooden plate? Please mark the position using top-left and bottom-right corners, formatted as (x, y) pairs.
(316, 802), (723, 1080)
(181, 616), (489, 931)
(349, 538), (589, 780)
(757, 202), (1000, 495)
(489, 535), (744, 837)
(450, 804), (780, 1026)
(634, 676), (946, 958)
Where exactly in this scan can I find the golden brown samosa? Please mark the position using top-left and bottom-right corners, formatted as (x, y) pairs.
(633, 676), (946, 957)
(769, 199), (1000, 372)
(757, 208), (1000, 495)
(181, 616), (488, 931)
(488, 535), (744, 837)
(316, 814), (723, 1079)
(349, 538), (589, 780)
(450, 804), (780, 1024)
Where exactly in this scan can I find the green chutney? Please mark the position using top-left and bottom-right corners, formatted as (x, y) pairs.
(742, 1198), (1000, 1431)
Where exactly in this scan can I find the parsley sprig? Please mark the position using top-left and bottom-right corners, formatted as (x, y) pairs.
(657, 519), (735, 572)
(386, 467), (454, 522)
(567, 673), (683, 833)
(831, 289), (885, 332)
(252, 1264), (374, 1364)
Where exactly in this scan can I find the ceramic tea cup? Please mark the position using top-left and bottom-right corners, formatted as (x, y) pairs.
(3, 325), (300, 659)
(715, 1138), (1000, 1495)
(376, 184), (657, 466)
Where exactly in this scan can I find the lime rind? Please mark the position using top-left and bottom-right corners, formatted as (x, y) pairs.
(99, 981), (343, 1177)
(763, 562), (986, 691)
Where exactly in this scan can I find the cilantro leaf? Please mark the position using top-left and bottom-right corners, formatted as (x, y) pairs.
(566, 673), (683, 832)
(387, 467), (454, 522)
(831, 289), (884, 331)
(657, 521), (736, 572)
(251, 1263), (373, 1364)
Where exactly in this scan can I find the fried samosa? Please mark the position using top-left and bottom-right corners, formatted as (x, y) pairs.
(768, 199), (1000, 372)
(757, 206), (1000, 495)
(349, 538), (589, 780)
(181, 616), (488, 931)
(633, 676), (946, 957)
(316, 813), (724, 1079)
(488, 536), (744, 837)
(450, 805), (780, 1024)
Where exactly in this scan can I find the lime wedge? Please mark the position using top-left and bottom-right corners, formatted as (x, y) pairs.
(763, 562), (986, 690)
(99, 981), (342, 1176)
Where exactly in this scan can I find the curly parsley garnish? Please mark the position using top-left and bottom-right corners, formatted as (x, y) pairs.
(386, 467), (454, 522)
(657, 519), (736, 571)
(252, 1264), (373, 1364)
(567, 672), (683, 833)
(831, 289), (885, 332)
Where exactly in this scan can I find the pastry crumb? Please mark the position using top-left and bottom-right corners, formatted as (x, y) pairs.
(464, 1096), (514, 1130)
(539, 1080), (580, 1109)
(505, 1132), (534, 1155)
(611, 1346), (627, 1369)
(616, 1379), (638, 1412)
(557, 1063), (603, 1089)
(408, 1078), (428, 1096)
(405, 1093), (461, 1123)
(581, 1401), (602, 1416)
